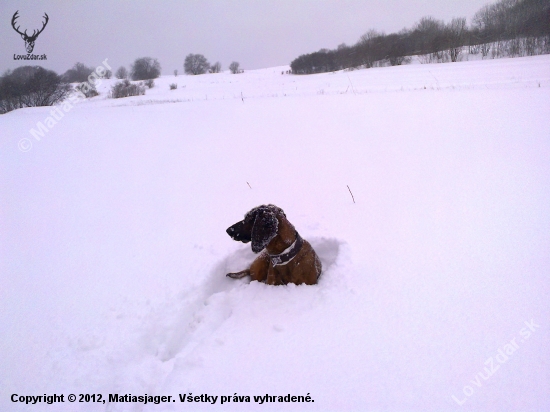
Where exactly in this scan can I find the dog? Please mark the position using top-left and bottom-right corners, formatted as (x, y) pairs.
(226, 204), (322, 285)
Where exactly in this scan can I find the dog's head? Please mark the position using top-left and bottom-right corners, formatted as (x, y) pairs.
(226, 204), (286, 253)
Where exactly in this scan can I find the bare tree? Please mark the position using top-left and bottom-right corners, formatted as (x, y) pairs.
(62, 62), (95, 83)
(184, 54), (210, 75)
(413, 17), (446, 54)
(210, 62), (222, 73)
(447, 17), (467, 62)
(0, 66), (71, 114)
(472, 4), (494, 34)
(289, 0), (550, 75)
(357, 29), (385, 68)
(387, 30), (410, 66)
(229, 61), (241, 74)
(115, 66), (128, 79)
(110, 79), (145, 99)
(131, 57), (161, 80)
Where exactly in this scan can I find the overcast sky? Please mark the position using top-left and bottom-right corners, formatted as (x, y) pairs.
(1, 0), (491, 75)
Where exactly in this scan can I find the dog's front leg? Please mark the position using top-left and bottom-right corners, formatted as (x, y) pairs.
(226, 269), (250, 279)
(249, 252), (270, 282)
(227, 252), (270, 282)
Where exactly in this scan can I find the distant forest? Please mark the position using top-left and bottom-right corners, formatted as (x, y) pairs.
(290, 0), (550, 74)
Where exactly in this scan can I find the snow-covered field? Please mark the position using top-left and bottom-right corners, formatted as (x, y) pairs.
(1, 55), (549, 412)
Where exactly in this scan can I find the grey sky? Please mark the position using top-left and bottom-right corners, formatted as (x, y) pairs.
(1, 0), (491, 75)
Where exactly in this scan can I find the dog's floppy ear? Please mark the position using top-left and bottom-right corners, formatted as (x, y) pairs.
(226, 205), (267, 243)
(250, 207), (279, 253)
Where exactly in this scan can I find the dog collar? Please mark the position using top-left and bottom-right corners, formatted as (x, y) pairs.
(270, 232), (303, 266)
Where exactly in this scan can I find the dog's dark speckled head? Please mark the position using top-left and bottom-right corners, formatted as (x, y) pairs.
(226, 204), (285, 253)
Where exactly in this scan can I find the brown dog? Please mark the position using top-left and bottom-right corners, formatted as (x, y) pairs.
(226, 205), (322, 285)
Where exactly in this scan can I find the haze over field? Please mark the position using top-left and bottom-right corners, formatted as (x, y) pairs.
(0, 0), (492, 74)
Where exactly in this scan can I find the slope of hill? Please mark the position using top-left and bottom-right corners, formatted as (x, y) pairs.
(1, 55), (549, 411)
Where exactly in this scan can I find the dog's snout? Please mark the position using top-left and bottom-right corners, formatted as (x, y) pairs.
(226, 220), (252, 243)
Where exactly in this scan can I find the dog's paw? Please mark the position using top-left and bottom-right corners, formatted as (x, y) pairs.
(226, 270), (249, 279)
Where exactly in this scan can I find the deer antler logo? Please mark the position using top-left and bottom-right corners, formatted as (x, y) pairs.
(11, 11), (49, 54)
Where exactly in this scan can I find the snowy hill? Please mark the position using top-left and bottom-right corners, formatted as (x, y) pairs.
(1, 55), (549, 412)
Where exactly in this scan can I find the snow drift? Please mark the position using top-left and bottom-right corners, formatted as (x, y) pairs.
(1, 55), (549, 411)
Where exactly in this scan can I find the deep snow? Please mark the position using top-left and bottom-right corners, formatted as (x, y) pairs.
(1, 55), (549, 412)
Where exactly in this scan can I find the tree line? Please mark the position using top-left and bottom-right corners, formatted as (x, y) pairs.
(182, 54), (242, 75)
(291, 0), (550, 74)
(0, 57), (161, 113)
(0, 53), (244, 113)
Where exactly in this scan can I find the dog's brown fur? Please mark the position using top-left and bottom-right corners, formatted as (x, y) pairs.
(226, 205), (322, 285)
